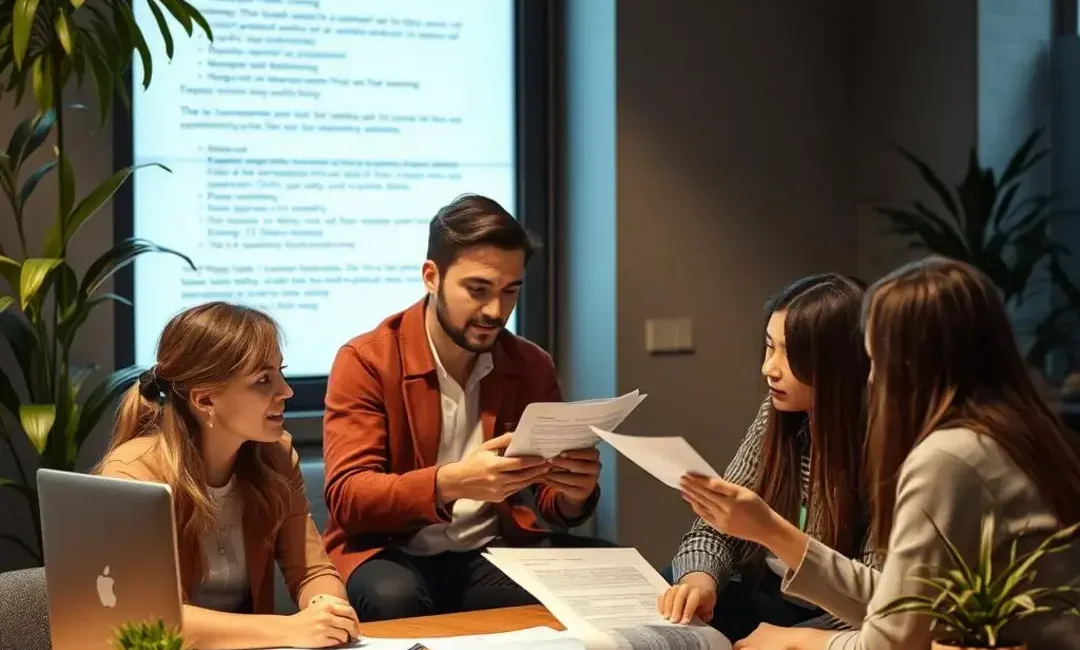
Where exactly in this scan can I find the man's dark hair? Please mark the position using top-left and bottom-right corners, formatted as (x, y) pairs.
(426, 194), (540, 273)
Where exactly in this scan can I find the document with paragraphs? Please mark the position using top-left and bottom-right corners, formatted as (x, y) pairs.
(504, 391), (647, 459)
(484, 548), (732, 650)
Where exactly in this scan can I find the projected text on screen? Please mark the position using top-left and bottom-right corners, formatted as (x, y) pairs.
(131, 0), (516, 377)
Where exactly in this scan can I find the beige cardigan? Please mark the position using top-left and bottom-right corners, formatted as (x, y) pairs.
(782, 428), (1080, 650)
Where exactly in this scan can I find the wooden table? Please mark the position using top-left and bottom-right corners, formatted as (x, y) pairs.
(355, 604), (565, 638)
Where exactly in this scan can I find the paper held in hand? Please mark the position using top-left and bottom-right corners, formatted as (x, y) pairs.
(483, 548), (732, 650)
(504, 390), (647, 459)
(589, 427), (719, 489)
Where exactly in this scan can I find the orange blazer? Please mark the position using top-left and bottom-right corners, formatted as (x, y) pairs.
(322, 298), (599, 582)
(98, 432), (341, 614)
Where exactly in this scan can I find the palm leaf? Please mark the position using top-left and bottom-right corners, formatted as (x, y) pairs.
(998, 128), (1047, 191)
(145, 0), (175, 59)
(977, 511), (995, 586)
(80, 237), (194, 299)
(13, 0), (42, 69)
(19, 403), (55, 455)
(110, 0), (152, 88)
(18, 158), (57, 209)
(73, 365), (142, 450)
(157, 0), (194, 35)
(44, 163), (170, 257)
(873, 206), (970, 259)
(926, 512), (977, 586)
(18, 257), (62, 310)
(894, 145), (961, 221)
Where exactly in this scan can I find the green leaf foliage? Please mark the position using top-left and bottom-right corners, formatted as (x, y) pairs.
(873, 513), (1080, 647)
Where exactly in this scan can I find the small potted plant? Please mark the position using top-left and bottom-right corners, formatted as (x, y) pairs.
(112, 620), (185, 650)
(874, 514), (1080, 649)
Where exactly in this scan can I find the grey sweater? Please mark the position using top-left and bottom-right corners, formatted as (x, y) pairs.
(671, 399), (879, 630)
(782, 428), (1080, 650)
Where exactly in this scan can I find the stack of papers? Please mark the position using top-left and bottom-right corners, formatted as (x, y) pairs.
(484, 548), (732, 650)
(504, 390), (647, 458)
(263, 626), (583, 650)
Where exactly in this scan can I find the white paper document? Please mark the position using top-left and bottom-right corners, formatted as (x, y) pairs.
(484, 548), (731, 650)
(261, 625), (581, 650)
(590, 428), (719, 489)
(504, 391), (647, 459)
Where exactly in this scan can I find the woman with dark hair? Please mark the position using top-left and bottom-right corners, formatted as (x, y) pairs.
(681, 257), (1080, 649)
(658, 273), (877, 640)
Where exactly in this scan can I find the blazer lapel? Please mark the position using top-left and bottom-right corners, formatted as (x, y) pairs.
(399, 298), (441, 467)
(403, 377), (441, 466)
(481, 339), (519, 442)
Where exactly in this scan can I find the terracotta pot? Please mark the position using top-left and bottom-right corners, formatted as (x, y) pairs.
(931, 641), (1026, 650)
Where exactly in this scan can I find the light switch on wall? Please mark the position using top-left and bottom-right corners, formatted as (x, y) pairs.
(645, 317), (694, 354)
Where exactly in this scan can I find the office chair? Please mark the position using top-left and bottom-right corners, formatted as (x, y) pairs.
(0, 567), (51, 650)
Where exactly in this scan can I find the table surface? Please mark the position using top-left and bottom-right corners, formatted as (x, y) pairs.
(354, 604), (564, 638)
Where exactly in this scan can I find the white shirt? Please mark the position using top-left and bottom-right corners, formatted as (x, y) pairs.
(401, 324), (498, 555)
(191, 479), (249, 612)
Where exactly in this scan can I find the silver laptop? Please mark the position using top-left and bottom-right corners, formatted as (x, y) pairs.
(38, 468), (183, 650)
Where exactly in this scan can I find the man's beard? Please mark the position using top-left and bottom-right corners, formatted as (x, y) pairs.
(435, 286), (504, 353)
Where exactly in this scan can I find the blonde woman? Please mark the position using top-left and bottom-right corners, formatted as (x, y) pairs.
(96, 302), (361, 649)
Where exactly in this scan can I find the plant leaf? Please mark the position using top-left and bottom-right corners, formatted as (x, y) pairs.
(57, 292), (130, 352)
(15, 109), (57, 164)
(18, 159), (57, 209)
(158, 0), (194, 35)
(978, 510), (995, 587)
(54, 9), (75, 56)
(0, 296), (12, 314)
(31, 54), (53, 114)
(18, 258), (62, 311)
(82, 31), (114, 128)
(5, 113), (34, 163)
(0, 254), (20, 289)
(13, 0), (41, 69)
(74, 366), (142, 450)
(895, 145), (961, 221)
(873, 595), (936, 618)
(54, 163), (170, 256)
(70, 363), (97, 400)
(80, 237), (194, 300)
(173, 0), (213, 40)
(146, 0), (175, 59)
(58, 153), (75, 222)
(998, 128), (1047, 191)
(19, 403), (55, 455)
(112, 0), (152, 89)
(70, 0), (86, 8)
(0, 309), (39, 397)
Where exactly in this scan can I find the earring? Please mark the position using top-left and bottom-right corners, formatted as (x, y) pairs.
(208, 409), (215, 429)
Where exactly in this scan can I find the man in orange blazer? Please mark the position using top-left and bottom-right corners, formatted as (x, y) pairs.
(322, 194), (605, 621)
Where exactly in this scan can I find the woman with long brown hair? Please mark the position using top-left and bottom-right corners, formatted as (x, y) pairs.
(681, 257), (1080, 649)
(95, 302), (361, 649)
(659, 273), (876, 640)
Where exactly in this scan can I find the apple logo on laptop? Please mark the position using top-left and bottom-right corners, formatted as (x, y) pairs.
(96, 566), (116, 608)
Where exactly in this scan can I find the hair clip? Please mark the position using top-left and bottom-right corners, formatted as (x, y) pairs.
(138, 367), (170, 406)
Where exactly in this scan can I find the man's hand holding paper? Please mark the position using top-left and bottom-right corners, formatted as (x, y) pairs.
(435, 433), (550, 504)
(504, 390), (647, 459)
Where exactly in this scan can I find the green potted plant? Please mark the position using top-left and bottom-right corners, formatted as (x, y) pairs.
(113, 619), (184, 650)
(0, 0), (211, 565)
(874, 513), (1080, 649)
(870, 130), (1080, 380)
